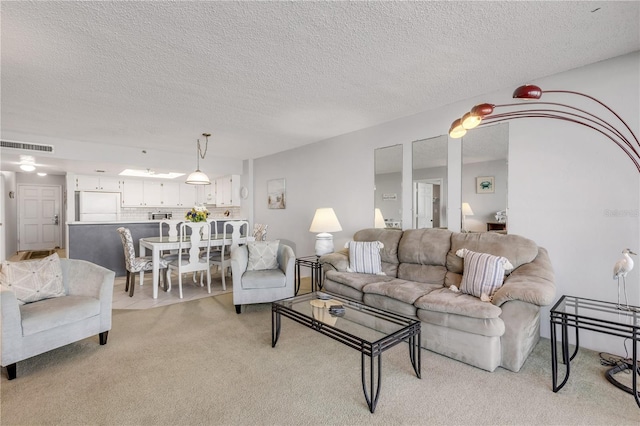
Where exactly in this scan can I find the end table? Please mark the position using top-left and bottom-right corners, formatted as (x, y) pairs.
(295, 255), (323, 295)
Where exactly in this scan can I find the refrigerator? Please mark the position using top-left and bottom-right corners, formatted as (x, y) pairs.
(77, 191), (121, 222)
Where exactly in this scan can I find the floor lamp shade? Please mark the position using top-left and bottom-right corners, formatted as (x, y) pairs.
(374, 208), (386, 228)
(461, 202), (474, 232)
(309, 208), (342, 256)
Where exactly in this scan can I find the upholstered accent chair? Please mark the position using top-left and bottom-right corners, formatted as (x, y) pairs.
(0, 257), (115, 380)
(230, 241), (295, 314)
(117, 227), (167, 297)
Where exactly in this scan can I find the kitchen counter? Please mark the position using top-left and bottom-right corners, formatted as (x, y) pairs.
(68, 218), (247, 275)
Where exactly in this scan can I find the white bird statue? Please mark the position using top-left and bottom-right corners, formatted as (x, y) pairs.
(613, 248), (636, 310)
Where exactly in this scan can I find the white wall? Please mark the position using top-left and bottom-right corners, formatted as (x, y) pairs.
(253, 52), (640, 354)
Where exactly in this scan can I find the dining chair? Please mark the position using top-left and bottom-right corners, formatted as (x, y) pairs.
(210, 220), (249, 291)
(159, 219), (183, 262)
(166, 221), (211, 298)
(117, 227), (168, 297)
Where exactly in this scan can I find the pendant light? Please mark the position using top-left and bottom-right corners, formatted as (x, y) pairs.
(186, 133), (211, 185)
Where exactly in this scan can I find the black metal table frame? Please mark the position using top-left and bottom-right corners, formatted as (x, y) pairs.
(294, 256), (323, 295)
(272, 294), (421, 413)
(550, 295), (639, 408)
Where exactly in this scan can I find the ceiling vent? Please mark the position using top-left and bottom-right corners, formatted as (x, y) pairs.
(0, 140), (54, 153)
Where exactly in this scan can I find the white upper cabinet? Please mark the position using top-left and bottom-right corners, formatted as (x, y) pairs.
(121, 179), (145, 206)
(215, 174), (241, 207)
(121, 179), (197, 207)
(75, 175), (121, 192)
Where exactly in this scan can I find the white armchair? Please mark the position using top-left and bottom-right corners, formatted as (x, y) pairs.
(1, 258), (114, 379)
(231, 242), (295, 314)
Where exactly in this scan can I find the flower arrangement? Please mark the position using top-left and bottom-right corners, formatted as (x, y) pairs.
(185, 205), (209, 222)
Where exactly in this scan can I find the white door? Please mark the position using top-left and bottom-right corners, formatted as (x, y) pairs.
(414, 182), (434, 229)
(18, 184), (62, 251)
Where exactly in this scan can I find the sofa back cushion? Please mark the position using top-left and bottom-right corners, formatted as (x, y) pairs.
(353, 228), (403, 277)
(446, 232), (539, 275)
(396, 228), (452, 285)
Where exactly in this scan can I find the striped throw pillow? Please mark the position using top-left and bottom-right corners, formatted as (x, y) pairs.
(457, 248), (514, 300)
(348, 241), (383, 275)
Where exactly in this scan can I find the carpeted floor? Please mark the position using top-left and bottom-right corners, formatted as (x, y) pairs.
(1, 291), (639, 425)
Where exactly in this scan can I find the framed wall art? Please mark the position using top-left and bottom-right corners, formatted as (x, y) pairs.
(267, 178), (286, 209)
(476, 176), (495, 194)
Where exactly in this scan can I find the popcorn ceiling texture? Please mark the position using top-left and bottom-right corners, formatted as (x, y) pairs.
(1, 1), (638, 163)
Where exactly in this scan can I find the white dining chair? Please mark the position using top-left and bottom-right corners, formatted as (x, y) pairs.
(166, 221), (211, 298)
(210, 220), (248, 291)
(159, 219), (183, 262)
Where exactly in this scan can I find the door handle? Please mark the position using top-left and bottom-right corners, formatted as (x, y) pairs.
(53, 214), (59, 225)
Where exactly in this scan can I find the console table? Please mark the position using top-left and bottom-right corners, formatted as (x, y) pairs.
(550, 295), (639, 408)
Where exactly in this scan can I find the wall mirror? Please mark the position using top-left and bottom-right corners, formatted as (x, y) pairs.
(412, 135), (448, 229)
(374, 144), (403, 229)
(461, 122), (509, 233)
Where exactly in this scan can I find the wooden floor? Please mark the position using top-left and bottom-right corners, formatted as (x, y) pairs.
(9, 248), (66, 262)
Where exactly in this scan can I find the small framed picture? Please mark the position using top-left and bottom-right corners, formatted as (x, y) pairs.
(267, 178), (286, 209)
(476, 176), (495, 194)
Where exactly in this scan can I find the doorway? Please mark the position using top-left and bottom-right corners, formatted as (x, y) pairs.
(17, 184), (62, 251)
(413, 179), (442, 229)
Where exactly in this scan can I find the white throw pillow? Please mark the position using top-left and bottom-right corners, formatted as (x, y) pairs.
(347, 241), (385, 275)
(456, 248), (513, 301)
(247, 240), (280, 271)
(0, 252), (65, 304)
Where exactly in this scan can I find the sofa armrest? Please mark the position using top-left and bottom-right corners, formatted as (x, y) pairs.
(1, 287), (23, 366)
(319, 248), (349, 272)
(492, 247), (556, 307)
(279, 245), (295, 290)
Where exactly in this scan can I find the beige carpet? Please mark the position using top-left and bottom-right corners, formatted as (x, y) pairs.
(1, 292), (639, 425)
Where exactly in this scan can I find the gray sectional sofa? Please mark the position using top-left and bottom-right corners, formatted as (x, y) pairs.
(319, 228), (556, 372)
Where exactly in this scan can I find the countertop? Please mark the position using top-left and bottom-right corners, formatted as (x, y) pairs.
(68, 218), (246, 225)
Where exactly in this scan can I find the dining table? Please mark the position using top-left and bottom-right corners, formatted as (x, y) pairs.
(139, 234), (249, 299)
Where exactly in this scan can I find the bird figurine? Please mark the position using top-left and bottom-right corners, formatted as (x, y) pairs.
(613, 248), (636, 310)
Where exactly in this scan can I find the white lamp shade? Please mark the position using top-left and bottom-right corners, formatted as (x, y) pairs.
(461, 202), (474, 216)
(309, 208), (342, 233)
(185, 170), (211, 185)
(374, 208), (386, 228)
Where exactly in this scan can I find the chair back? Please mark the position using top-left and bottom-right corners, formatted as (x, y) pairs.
(223, 220), (249, 254)
(206, 218), (219, 240)
(159, 219), (182, 241)
(116, 227), (136, 270)
(178, 222), (211, 267)
(253, 223), (268, 241)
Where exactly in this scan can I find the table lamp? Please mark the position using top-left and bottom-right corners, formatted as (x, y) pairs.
(461, 202), (474, 233)
(309, 208), (342, 256)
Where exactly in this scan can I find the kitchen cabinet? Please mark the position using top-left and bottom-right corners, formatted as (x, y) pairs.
(121, 179), (198, 207)
(121, 179), (145, 206)
(75, 175), (120, 192)
(215, 174), (241, 207)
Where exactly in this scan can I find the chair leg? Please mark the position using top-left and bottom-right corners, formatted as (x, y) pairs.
(140, 271), (145, 286)
(129, 273), (136, 297)
(99, 331), (109, 345)
(125, 271), (131, 292)
(178, 271), (183, 299)
(5, 363), (16, 380)
(235, 305), (241, 314)
(162, 269), (168, 291)
(206, 268), (211, 294)
(166, 268), (173, 292)
(221, 267), (226, 291)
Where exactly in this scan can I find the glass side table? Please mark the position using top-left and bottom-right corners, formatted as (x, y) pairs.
(550, 295), (640, 408)
(294, 255), (323, 295)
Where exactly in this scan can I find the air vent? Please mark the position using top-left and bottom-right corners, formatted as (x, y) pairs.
(0, 140), (54, 153)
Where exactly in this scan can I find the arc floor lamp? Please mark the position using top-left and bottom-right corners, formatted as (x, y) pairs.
(448, 84), (639, 173)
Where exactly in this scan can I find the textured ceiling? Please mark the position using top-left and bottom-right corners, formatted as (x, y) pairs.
(1, 1), (639, 174)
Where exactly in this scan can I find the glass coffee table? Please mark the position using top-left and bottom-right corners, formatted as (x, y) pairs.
(271, 292), (421, 413)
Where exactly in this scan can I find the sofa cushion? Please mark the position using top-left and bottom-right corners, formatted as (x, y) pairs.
(398, 228), (452, 267)
(0, 252), (65, 305)
(348, 241), (383, 274)
(446, 232), (539, 274)
(363, 279), (441, 305)
(353, 228), (403, 277)
(241, 269), (286, 289)
(363, 293), (418, 318)
(247, 240), (279, 271)
(398, 263), (448, 286)
(324, 270), (395, 293)
(417, 308), (505, 337)
(457, 249), (513, 299)
(20, 295), (101, 336)
(414, 288), (503, 319)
